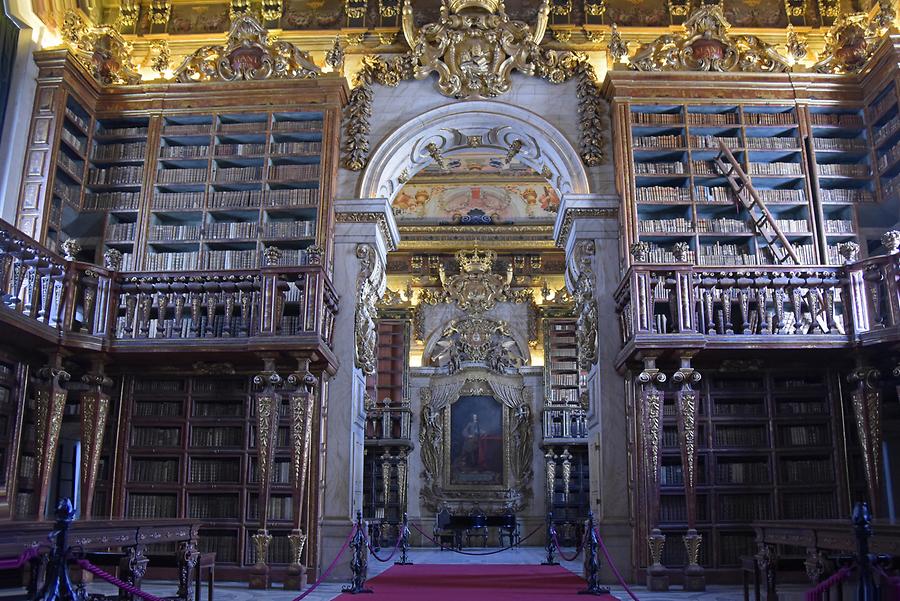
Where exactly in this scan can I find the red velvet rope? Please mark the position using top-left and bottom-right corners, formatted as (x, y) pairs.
(291, 523), (358, 601)
(0, 547), (41, 571)
(550, 530), (585, 562)
(411, 521), (543, 556)
(804, 565), (853, 601)
(76, 559), (168, 601)
(593, 526), (641, 601)
(363, 527), (404, 563)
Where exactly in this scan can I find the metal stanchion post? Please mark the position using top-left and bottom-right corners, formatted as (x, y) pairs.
(396, 513), (414, 565)
(579, 512), (610, 596)
(854, 502), (876, 601)
(36, 498), (79, 601)
(342, 511), (373, 594)
(542, 512), (558, 566)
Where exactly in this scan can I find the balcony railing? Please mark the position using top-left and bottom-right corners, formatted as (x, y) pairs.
(0, 220), (337, 351)
(365, 399), (412, 443)
(542, 405), (588, 442)
(614, 253), (900, 357)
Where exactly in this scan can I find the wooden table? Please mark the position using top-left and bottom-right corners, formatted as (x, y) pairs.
(0, 520), (202, 601)
(750, 519), (900, 600)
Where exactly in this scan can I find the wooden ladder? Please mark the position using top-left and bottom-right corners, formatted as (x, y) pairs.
(713, 140), (800, 265)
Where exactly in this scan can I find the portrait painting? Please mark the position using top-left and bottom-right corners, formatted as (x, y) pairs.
(449, 395), (504, 486)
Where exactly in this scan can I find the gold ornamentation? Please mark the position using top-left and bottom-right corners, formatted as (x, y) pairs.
(630, 5), (790, 73)
(607, 23), (628, 61)
(545, 449), (557, 502)
(673, 241), (691, 263)
(380, 0), (401, 17)
(882, 230), (900, 253)
(377, 32), (399, 46)
(583, 29), (604, 44)
(555, 207), (618, 249)
(674, 366), (702, 526)
(252, 531), (273, 566)
(103, 248), (123, 271)
(401, 0), (550, 99)
(668, 0), (690, 17)
(230, 0), (253, 21)
(335, 212), (397, 252)
(34, 365), (70, 518)
(639, 366), (666, 525)
(837, 241), (860, 263)
(397, 451), (408, 510)
(648, 529), (666, 568)
(552, 29), (573, 43)
(504, 139), (524, 165)
(355, 244), (383, 375)
(683, 530), (702, 568)
(572, 240), (598, 374)
(62, 11), (141, 86)
(813, 12), (890, 74)
(560, 447), (572, 502)
(426, 142), (448, 170)
(326, 36), (345, 72)
(437, 249), (513, 313)
(263, 246), (282, 266)
(253, 364), (282, 533)
(346, 33), (366, 46)
(428, 316), (526, 371)
(288, 532), (308, 565)
(345, 0), (367, 19)
(552, 0), (573, 15)
(60, 238), (81, 261)
(785, 25), (808, 62)
(818, 0), (839, 19)
(261, 0), (284, 21)
(150, 0), (171, 26)
(115, 0), (140, 28)
(79, 372), (112, 517)
(149, 40), (171, 77)
(584, 0), (606, 16)
(849, 367), (883, 514)
(784, 0), (805, 18)
(381, 450), (393, 507)
(630, 241), (650, 262)
(174, 15), (321, 83)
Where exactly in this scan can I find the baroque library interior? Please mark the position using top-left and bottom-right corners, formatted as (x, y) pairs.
(0, 0), (899, 599)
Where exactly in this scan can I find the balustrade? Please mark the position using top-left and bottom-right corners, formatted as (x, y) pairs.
(365, 399), (412, 442)
(0, 220), (337, 350)
(844, 251), (900, 342)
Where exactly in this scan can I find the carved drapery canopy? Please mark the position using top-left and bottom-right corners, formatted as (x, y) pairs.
(629, 5), (790, 73)
(419, 367), (533, 513)
(173, 14), (321, 82)
(428, 316), (528, 373)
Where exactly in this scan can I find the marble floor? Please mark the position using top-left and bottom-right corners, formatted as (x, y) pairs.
(2, 547), (811, 601)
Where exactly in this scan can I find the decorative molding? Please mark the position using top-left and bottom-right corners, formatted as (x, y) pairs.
(848, 366), (883, 515)
(174, 15), (321, 82)
(572, 240), (598, 374)
(629, 5), (790, 72)
(334, 212), (398, 252)
(355, 244), (383, 375)
(674, 366), (702, 528)
(813, 10), (892, 74)
(62, 11), (141, 86)
(428, 315), (527, 371)
(438, 248), (513, 313)
(555, 206), (618, 249)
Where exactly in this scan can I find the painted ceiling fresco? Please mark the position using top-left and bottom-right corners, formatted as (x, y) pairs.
(392, 154), (560, 226)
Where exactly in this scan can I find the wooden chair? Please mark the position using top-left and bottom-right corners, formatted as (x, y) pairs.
(465, 510), (488, 548)
(433, 508), (456, 550)
(497, 512), (520, 547)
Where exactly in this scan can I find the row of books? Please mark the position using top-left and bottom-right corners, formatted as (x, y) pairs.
(697, 243), (758, 266)
(215, 143), (266, 156)
(780, 459), (832, 483)
(639, 218), (692, 233)
(214, 166), (264, 182)
(54, 182), (79, 205)
(134, 379), (185, 393)
(659, 464), (683, 486)
(14, 493), (33, 519)
(748, 162), (803, 176)
(107, 222), (137, 241)
(873, 114), (900, 146)
(85, 191), (140, 210)
(824, 219), (854, 233)
(690, 135), (739, 149)
(548, 389), (580, 404)
(643, 243), (695, 264)
(272, 141), (322, 154)
(61, 128), (87, 155)
(88, 165), (143, 185)
(809, 113), (864, 128)
(659, 496), (706, 523)
(249, 461), (292, 484)
(188, 495), (240, 519)
(132, 401), (181, 417)
(145, 251), (200, 271)
(779, 425), (828, 446)
(813, 137), (868, 152)
(783, 492), (837, 519)
(719, 494), (772, 521)
(162, 123), (212, 135)
(269, 164), (319, 181)
(261, 220), (316, 238)
(207, 221), (258, 239)
(219, 122), (267, 133)
(272, 120), (322, 132)
(190, 459), (241, 483)
(775, 400), (827, 415)
(696, 218), (749, 233)
(193, 401), (245, 418)
(130, 458), (179, 482)
(714, 426), (767, 447)
(869, 93), (897, 120)
(98, 125), (148, 138)
(57, 154), (83, 179)
(205, 249), (258, 270)
(817, 163), (870, 177)
(200, 534), (237, 563)
(744, 112), (795, 126)
(162, 144), (210, 158)
(127, 494), (178, 519)
(712, 400), (765, 416)
(636, 162), (685, 175)
(154, 191), (205, 209)
(686, 112), (740, 125)
(131, 426), (181, 447)
(877, 142), (900, 172)
(715, 462), (769, 484)
(820, 188), (874, 203)
(94, 142), (147, 161)
(149, 224), (202, 241)
(773, 219), (810, 233)
(18, 454), (35, 479)
(633, 135), (683, 149)
(632, 112), (682, 125)
(550, 373), (578, 387)
(158, 168), (207, 184)
(747, 137), (799, 150)
(548, 360), (576, 371)
(192, 426), (244, 447)
(247, 496), (294, 520)
(719, 534), (756, 566)
(635, 186), (692, 203)
(65, 108), (90, 133)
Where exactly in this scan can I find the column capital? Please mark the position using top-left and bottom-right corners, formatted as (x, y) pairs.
(553, 193), (619, 252)
(334, 198), (400, 258)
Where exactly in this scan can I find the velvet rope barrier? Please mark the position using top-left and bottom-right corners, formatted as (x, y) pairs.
(364, 529), (404, 563)
(411, 522), (543, 556)
(291, 522), (358, 601)
(804, 565), (853, 601)
(875, 567), (900, 601)
(76, 559), (169, 601)
(550, 530), (585, 562)
(593, 526), (641, 601)
(0, 547), (42, 570)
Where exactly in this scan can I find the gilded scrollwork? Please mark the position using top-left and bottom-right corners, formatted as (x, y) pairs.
(674, 365), (702, 527)
(62, 11), (141, 86)
(355, 244), (384, 375)
(173, 14), (321, 82)
(629, 5), (790, 73)
(813, 11), (892, 74)
(571, 240), (598, 373)
(848, 366), (883, 514)
(439, 248), (512, 313)
(429, 316), (527, 372)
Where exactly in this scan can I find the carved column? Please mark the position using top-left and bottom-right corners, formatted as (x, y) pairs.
(250, 357), (282, 589)
(848, 366), (883, 517)
(33, 359), (70, 519)
(638, 356), (668, 591)
(673, 358), (704, 591)
(320, 198), (398, 580)
(79, 367), (113, 519)
(284, 358), (318, 590)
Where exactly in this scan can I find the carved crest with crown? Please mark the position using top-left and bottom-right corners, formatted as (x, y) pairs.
(174, 14), (321, 82)
(813, 10), (893, 74)
(629, 5), (790, 73)
(401, 0), (550, 99)
(432, 249), (515, 314)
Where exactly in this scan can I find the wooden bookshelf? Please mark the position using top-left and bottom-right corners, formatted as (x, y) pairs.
(543, 318), (580, 406)
(653, 368), (845, 570)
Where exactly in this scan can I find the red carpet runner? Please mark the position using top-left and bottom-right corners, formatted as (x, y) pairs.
(339, 564), (621, 600)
